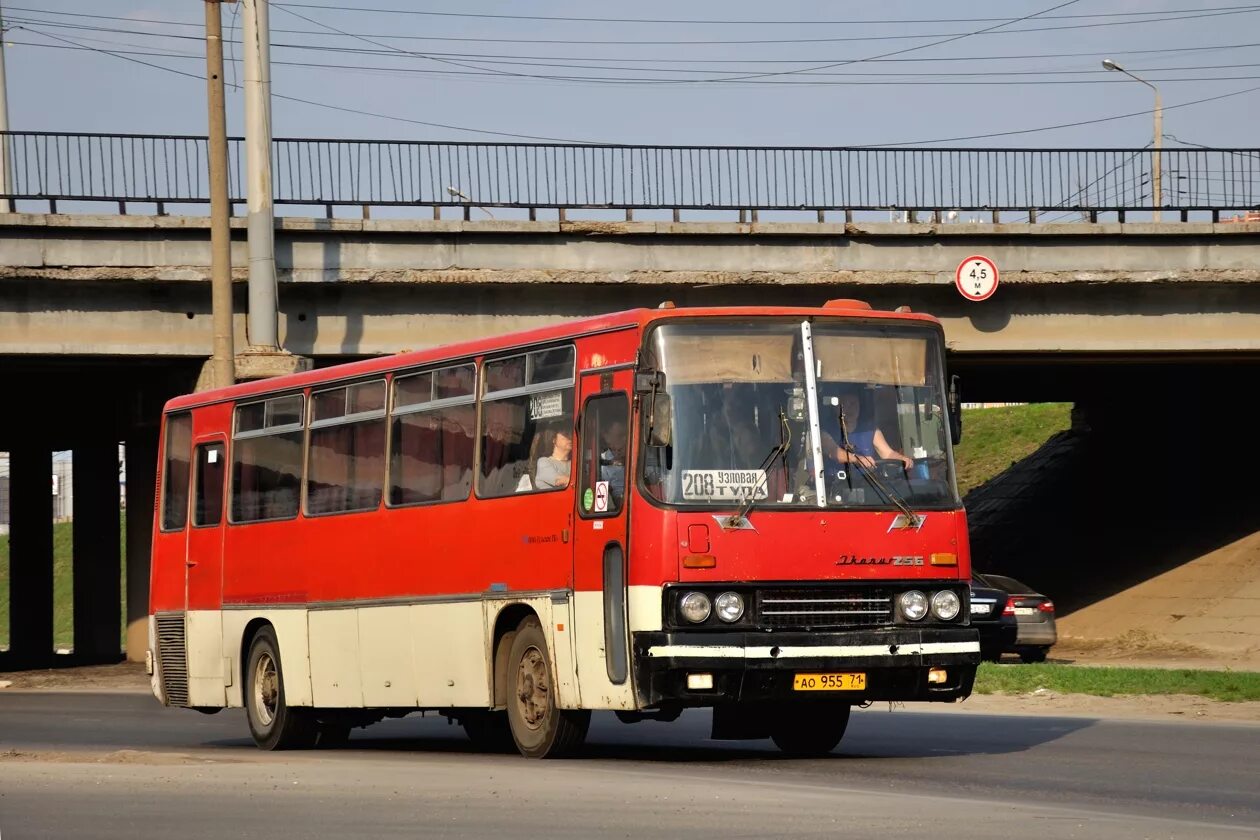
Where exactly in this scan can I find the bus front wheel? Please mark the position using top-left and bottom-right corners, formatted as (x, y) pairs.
(245, 626), (317, 750)
(506, 617), (589, 758)
(769, 702), (851, 757)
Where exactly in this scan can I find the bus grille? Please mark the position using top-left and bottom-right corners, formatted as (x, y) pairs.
(758, 589), (893, 630)
(155, 613), (189, 707)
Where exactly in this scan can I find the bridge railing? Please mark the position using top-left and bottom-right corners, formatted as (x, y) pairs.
(0, 131), (1257, 221)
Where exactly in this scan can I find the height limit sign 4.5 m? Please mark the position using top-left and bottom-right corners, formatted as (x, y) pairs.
(955, 255), (999, 301)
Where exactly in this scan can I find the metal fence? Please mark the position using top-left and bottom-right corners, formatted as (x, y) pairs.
(1, 131), (1257, 218)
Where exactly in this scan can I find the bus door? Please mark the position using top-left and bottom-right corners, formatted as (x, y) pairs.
(571, 371), (636, 709)
(185, 434), (228, 702)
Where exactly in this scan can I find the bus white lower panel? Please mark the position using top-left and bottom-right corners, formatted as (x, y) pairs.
(571, 586), (661, 711)
(220, 610), (315, 708)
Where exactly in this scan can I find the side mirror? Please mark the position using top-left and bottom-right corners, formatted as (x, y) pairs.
(648, 392), (673, 447)
(635, 370), (665, 395)
(947, 374), (963, 445)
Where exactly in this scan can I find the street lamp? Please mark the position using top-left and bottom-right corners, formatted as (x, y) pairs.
(1102, 58), (1163, 221)
(446, 185), (495, 219)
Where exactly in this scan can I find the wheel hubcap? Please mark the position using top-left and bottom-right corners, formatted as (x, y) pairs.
(253, 652), (278, 727)
(515, 645), (549, 730)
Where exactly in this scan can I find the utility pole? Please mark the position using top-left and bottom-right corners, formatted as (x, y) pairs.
(241, 0), (280, 351)
(203, 0), (235, 390)
(1102, 59), (1163, 222)
(0, 1), (15, 214)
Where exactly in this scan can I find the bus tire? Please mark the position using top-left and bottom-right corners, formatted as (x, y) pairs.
(506, 616), (589, 758)
(245, 626), (317, 751)
(769, 702), (851, 757)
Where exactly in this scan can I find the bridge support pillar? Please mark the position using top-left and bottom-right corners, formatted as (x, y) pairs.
(124, 428), (156, 663)
(7, 444), (54, 665)
(72, 440), (121, 662)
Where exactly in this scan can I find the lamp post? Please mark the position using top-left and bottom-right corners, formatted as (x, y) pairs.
(1102, 58), (1162, 222)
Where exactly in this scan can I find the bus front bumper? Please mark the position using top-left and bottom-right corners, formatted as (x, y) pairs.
(632, 627), (979, 707)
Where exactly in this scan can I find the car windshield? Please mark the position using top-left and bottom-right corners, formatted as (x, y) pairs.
(638, 318), (959, 509)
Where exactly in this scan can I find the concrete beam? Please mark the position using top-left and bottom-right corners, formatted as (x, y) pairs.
(2, 213), (1259, 357)
(124, 428), (156, 664)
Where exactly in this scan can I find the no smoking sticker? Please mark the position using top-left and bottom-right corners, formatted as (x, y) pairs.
(955, 255), (999, 301)
(593, 480), (610, 513)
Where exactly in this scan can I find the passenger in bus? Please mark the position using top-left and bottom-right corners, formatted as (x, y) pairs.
(533, 426), (573, 490)
(600, 420), (629, 502)
(821, 389), (913, 472)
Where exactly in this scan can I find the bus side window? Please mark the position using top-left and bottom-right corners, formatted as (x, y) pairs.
(160, 412), (193, 532)
(390, 364), (476, 506)
(231, 394), (304, 524)
(478, 347), (575, 499)
(194, 442), (226, 527)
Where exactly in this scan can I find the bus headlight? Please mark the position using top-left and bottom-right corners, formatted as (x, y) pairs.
(931, 590), (961, 621)
(714, 592), (744, 623)
(899, 590), (928, 621)
(679, 592), (712, 623)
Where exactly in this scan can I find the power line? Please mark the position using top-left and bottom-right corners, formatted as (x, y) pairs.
(869, 84), (1260, 146)
(7, 5), (1260, 48)
(13, 26), (605, 143)
(10, 13), (1260, 70)
(16, 40), (1260, 86)
(14, 22), (1260, 146)
(269, 2), (1260, 27)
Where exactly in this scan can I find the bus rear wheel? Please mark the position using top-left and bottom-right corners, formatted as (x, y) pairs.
(245, 626), (317, 750)
(506, 617), (589, 758)
(769, 702), (851, 757)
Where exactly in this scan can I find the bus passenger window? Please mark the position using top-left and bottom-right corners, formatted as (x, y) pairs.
(160, 412), (192, 531)
(194, 442), (226, 527)
(231, 394), (304, 523)
(478, 347), (575, 499)
(390, 364), (476, 506)
(307, 381), (387, 515)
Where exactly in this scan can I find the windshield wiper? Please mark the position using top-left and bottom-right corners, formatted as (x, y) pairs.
(724, 409), (791, 529)
(835, 410), (922, 529)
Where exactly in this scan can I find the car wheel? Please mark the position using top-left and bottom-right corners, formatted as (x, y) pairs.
(245, 626), (318, 750)
(1019, 647), (1049, 664)
(506, 617), (590, 758)
(770, 702), (851, 757)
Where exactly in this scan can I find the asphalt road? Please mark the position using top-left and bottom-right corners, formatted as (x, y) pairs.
(1, 692), (1258, 839)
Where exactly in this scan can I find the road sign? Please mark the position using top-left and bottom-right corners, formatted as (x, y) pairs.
(594, 480), (610, 513)
(955, 255), (999, 301)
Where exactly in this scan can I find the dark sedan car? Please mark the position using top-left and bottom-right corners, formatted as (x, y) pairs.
(969, 574), (1018, 662)
(983, 573), (1057, 663)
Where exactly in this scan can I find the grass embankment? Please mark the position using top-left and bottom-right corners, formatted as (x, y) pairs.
(974, 663), (1260, 703)
(952, 403), (1072, 496)
(0, 518), (126, 650)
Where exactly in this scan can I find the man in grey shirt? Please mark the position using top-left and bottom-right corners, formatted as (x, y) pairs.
(534, 427), (573, 489)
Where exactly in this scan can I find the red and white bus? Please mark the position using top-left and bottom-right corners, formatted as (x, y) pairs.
(149, 301), (979, 757)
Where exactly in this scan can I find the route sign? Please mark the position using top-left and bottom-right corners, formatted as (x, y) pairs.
(955, 255), (999, 301)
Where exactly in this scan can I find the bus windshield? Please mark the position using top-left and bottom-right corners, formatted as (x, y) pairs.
(639, 319), (958, 510)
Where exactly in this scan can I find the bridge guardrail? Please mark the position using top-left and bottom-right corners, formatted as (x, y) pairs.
(0, 131), (1256, 221)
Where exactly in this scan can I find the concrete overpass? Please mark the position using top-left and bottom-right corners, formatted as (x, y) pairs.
(2, 132), (1259, 669)
(4, 213), (1259, 359)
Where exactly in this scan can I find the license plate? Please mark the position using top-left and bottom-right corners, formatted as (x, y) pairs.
(793, 672), (866, 691)
(1014, 607), (1037, 616)
(972, 603), (992, 615)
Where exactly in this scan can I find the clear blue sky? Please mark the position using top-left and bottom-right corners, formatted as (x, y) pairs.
(3, 0), (1258, 147)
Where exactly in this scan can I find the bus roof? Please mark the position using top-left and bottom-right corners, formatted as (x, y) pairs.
(164, 302), (942, 413)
